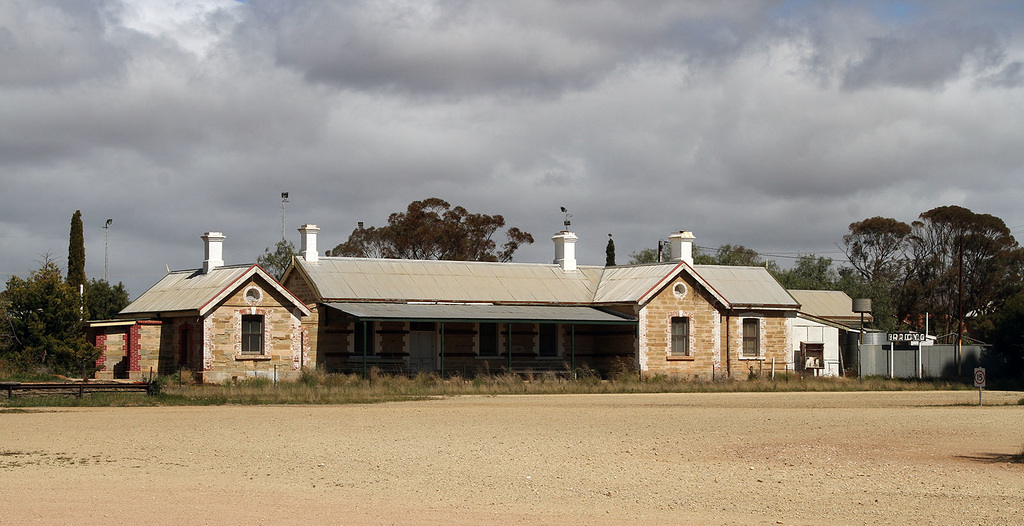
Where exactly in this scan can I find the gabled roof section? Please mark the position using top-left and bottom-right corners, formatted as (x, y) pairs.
(295, 257), (603, 304)
(694, 265), (800, 310)
(592, 264), (677, 303)
(788, 289), (868, 325)
(120, 264), (310, 317)
(595, 262), (730, 307)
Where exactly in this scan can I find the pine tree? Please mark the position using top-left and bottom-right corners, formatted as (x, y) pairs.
(67, 210), (86, 290)
(605, 234), (616, 267)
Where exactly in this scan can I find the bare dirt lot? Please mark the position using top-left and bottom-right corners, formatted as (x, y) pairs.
(1, 390), (1022, 525)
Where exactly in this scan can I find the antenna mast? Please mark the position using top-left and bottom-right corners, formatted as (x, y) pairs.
(559, 206), (572, 230)
(281, 192), (289, 240)
(103, 218), (112, 282)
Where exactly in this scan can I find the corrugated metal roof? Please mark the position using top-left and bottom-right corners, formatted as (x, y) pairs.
(694, 265), (798, 308)
(593, 264), (678, 303)
(325, 302), (636, 324)
(788, 290), (867, 322)
(119, 264), (310, 317)
(295, 257), (799, 309)
(121, 265), (252, 315)
(300, 258), (603, 304)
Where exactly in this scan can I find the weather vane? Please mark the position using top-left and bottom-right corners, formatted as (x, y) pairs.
(560, 206), (572, 230)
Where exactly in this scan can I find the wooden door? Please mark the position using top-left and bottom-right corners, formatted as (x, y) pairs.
(408, 326), (435, 374)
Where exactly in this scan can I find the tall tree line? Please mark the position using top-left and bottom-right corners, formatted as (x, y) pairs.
(841, 206), (1023, 338)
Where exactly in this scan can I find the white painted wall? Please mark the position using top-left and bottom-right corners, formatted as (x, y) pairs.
(787, 317), (841, 376)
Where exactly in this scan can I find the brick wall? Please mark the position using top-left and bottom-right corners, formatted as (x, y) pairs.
(640, 275), (721, 379)
(94, 333), (107, 371)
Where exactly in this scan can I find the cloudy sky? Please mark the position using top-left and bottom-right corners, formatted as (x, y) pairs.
(2, 0), (1024, 298)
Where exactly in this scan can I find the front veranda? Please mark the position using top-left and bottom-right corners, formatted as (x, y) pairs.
(316, 303), (638, 378)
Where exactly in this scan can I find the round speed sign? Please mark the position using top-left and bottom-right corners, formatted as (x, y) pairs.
(973, 368), (986, 388)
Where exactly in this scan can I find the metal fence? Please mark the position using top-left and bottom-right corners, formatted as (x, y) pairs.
(858, 344), (987, 379)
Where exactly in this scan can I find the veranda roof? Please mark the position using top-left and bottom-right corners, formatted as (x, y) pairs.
(325, 302), (637, 324)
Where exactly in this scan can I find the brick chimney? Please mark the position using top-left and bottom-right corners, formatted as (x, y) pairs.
(202, 232), (226, 274)
(298, 224), (319, 263)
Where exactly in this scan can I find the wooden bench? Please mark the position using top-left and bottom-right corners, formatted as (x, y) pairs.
(0, 381), (153, 399)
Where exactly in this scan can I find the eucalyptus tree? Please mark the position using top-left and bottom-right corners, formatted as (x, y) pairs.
(327, 198), (534, 262)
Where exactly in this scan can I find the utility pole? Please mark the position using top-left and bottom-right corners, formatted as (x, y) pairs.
(103, 218), (112, 282)
(957, 234), (964, 376)
(281, 192), (289, 240)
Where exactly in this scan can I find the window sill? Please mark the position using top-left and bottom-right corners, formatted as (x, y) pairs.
(235, 354), (271, 361)
(667, 356), (694, 361)
(739, 356), (766, 361)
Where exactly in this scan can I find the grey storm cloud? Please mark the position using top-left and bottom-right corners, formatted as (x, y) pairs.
(0, 1), (126, 87)
(842, 26), (1004, 90)
(1, 0), (1023, 298)
(252, 0), (778, 96)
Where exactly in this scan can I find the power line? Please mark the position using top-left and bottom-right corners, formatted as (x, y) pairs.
(694, 244), (852, 262)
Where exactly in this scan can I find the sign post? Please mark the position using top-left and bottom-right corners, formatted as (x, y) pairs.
(973, 367), (986, 406)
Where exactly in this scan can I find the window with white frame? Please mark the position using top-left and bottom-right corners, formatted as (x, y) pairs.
(241, 315), (264, 354)
(742, 318), (760, 358)
(671, 316), (690, 357)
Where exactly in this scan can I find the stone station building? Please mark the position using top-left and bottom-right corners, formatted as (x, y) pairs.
(88, 233), (311, 383)
(281, 226), (801, 379)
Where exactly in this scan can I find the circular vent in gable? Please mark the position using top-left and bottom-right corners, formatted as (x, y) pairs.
(244, 286), (262, 304)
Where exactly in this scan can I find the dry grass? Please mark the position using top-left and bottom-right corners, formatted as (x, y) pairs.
(0, 367), (980, 408)
(152, 369), (969, 406)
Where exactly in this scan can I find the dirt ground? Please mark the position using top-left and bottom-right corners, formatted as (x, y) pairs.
(1, 390), (1022, 525)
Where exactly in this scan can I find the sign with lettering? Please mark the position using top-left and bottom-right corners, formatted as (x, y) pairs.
(886, 332), (927, 343)
(974, 368), (986, 388)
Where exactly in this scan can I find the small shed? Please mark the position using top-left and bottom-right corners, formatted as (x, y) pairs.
(787, 290), (870, 376)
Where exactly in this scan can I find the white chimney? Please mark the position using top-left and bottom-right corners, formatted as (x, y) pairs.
(669, 231), (695, 266)
(298, 224), (320, 263)
(202, 232), (226, 274)
(551, 231), (578, 272)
